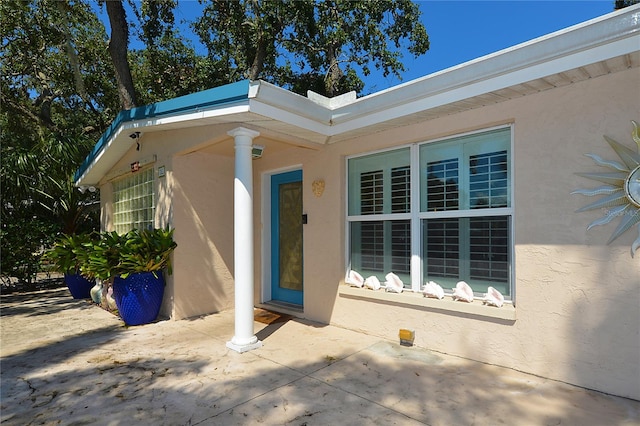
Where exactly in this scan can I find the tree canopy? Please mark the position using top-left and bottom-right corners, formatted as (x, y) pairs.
(194, 0), (429, 97)
(1, 0), (110, 282)
(1, 0), (429, 283)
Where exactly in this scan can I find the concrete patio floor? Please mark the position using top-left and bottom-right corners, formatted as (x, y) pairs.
(1, 287), (639, 425)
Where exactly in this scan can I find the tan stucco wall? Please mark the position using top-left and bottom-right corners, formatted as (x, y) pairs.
(170, 151), (235, 319)
(97, 127), (238, 320)
(322, 68), (640, 400)
(98, 67), (639, 399)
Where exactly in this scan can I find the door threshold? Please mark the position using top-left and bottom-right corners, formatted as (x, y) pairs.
(261, 300), (303, 315)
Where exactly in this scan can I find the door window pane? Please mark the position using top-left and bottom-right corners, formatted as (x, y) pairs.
(278, 181), (303, 291)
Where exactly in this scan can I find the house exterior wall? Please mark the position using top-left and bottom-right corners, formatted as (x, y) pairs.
(98, 127), (238, 320)
(298, 67), (638, 399)
(170, 151), (235, 319)
(97, 67), (638, 399)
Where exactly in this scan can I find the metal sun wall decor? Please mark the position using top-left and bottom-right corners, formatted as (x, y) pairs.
(572, 120), (640, 257)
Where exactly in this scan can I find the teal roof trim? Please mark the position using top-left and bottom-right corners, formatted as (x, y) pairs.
(74, 80), (251, 182)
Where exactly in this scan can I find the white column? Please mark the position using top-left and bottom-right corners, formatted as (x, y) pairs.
(226, 127), (263, 353)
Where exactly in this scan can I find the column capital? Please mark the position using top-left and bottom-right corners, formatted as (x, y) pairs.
(228, 127), (260, 140)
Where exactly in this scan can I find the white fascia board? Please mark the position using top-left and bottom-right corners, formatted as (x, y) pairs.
(248, 100), (331, 139)
(248, 79), (332, 138)
(75, 128), (142, 187)
(249, 80), (333, 124)
(329, 35), (640, 136)
(75, 126), (128, 186)
(328, 5), (640, 134)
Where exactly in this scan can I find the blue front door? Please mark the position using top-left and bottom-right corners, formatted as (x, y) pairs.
(271, 170), (303, 305)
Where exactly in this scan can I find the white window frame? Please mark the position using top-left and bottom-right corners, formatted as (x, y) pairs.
(346, 125), (514, 300)
(347, 147), (412, 285)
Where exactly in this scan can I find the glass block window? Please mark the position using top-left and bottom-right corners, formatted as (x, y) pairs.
(113, 167), (155, 234)
(347, 126), (512, 299)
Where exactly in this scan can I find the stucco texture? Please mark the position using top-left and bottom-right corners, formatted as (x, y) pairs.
(98, 67), (639, 399)
(327, 68), (640, 400)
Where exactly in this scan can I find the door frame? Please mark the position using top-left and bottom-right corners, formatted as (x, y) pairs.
(260, 166), (303, 306)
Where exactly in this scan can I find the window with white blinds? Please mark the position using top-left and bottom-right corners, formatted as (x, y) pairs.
(113, 168), (155, 234)
(469, 151), (508, 209)
(391, 220), (411, 273)
(420, 127), (511, 296)
(469, 216), (509, 282)
(360, 171), (383, 214)
(391, 166), (411, 213)
(347, 127), (512, 299)
(359, 221), (384, 271)
(423, 218), (460, 279)
(348, 148), (411, 285)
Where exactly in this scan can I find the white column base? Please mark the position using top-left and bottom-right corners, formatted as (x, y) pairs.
(226, 338), (263, 353)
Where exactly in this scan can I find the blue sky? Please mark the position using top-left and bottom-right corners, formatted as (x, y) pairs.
(368, 1), (616, 92)
(100, 1), (617, 94)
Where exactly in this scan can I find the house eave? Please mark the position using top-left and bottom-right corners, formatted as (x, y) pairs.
(74, 80), (253, 186)
(325, 4), (640, 142)
(75, 5), (640, 186)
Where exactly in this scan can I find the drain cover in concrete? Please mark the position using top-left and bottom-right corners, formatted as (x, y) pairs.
(366, 341), (443, 365)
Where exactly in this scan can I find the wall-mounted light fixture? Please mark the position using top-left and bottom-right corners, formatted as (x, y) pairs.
(78, 186), (96, 194)
(252, 144), (264, 159)
(129, 131), (141, 151)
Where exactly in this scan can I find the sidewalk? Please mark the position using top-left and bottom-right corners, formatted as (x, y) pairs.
(1, 287), (639, 425)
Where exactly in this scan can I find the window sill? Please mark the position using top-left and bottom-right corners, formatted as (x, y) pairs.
(338, 285), (516, 322)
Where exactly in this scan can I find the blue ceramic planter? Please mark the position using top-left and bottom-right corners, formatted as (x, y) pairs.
(64, 273), (95, 299)
(113, 272), (165, 326)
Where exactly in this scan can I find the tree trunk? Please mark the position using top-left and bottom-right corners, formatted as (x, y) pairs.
(247, 35), (267, 81)
(57, 1), (88, 102)
(325, 44), (343, 97)
(106, 0), (136, 110)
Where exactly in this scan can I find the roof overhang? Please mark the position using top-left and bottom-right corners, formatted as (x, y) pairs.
(75, 4), (640, 187)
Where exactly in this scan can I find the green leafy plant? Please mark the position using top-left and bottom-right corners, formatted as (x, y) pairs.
(118, 228), (177, 278)
(80, 229), (177, 281)
(80, 231), (123, 282)
(44, 233), (95, 275)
